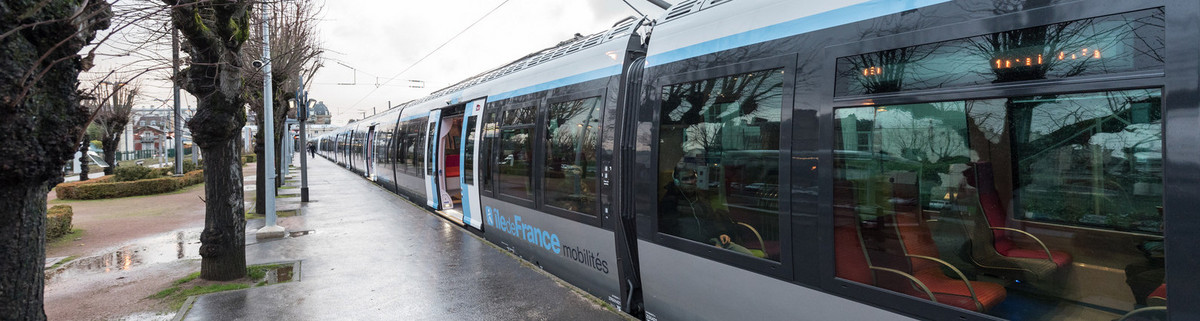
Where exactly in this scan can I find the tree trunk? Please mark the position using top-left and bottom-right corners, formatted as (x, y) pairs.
(275, 128), (284, 188)
(197, 136), (247, 280)
(102, 136), (119, 175)
(0, 0), (110, 318)
(254, 130), (265, 214)
(78, 136), (90, 181)
(169, 0), (251, 281)
(0, 183), (49, 320)
(273, 101), (286, 189)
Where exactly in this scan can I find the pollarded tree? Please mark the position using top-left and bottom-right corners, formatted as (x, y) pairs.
(242, 0), (323, 214)
(165, 0), (252, 281)
(0, 0), (112, 319)
(93, 82), (138, 175)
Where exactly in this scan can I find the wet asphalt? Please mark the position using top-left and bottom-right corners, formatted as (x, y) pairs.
(182, 156), (628, 320)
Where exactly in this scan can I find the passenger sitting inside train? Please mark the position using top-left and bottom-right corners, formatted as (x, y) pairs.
(659, 167), (753, 256)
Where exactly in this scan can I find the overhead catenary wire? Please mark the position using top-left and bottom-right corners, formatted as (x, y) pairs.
(620, 0), (646, 16)
(345, 0), (513, 110)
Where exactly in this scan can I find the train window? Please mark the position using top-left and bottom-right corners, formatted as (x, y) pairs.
(835, 9), (1163, 96)
(463, 115), (478, 185)
(413, 117), (427, 175)
(395, 124), (408, 174)
(499, 106), (536, 200)
(426, 122), (437, 176)
(544, 96), (602, 215)
(657, 68), (785, 261)
(833, 89), (1164, 319)
(481, 111), (498, 193)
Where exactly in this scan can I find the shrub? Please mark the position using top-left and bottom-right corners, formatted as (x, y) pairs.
(242, 154), (256, 163)
(54, 176), (114, 199)
(55, 170), (205, 200)
(180, 169), (205, 186)
(115, 166), (163, 182)
(47, 205), (73, 239)
(152, 167), (172, 177)
(177, 160), (203, 174)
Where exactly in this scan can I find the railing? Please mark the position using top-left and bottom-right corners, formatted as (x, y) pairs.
(114, 147), (196, 161)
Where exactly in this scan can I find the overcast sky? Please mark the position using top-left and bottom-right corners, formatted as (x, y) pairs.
(87, 0), (671, 126)
(307, 0), (669, 124)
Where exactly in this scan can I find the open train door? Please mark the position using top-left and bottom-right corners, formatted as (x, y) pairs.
(460, 99), (485, 229)
(424, 110), (442, 209)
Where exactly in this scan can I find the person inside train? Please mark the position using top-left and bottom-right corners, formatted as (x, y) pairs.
(659, 167), (753, 255)
(1125, 207), (1165, 307)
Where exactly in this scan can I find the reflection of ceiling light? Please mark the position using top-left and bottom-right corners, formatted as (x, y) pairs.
(876, 107), (888, 112)
(606, 51), (619, 61)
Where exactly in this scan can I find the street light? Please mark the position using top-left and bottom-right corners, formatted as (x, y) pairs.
(256, 0), (285, 239)
(172, 26), (184, 176)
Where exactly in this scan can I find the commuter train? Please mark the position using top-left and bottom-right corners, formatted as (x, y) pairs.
(314, 0), (1198, 319)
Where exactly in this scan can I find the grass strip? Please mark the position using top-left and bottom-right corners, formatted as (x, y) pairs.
(148, 263), (294, 311)
(47, 255), (78, 270)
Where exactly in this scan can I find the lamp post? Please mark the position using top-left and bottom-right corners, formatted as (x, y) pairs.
(173, 28), (184, 175)
(298, 74), (310, 202)
(256, 1), (285, 239)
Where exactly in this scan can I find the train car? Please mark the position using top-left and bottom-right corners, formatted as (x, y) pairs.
(313, 0), (1198, 319)
(315, 16), (649, 314)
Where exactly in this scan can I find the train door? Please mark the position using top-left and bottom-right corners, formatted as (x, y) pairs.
(424, 110), (441, 208)
(365, 124), (376, 179)
(437, 112), (463, 213)
(460, 99), (485, 229)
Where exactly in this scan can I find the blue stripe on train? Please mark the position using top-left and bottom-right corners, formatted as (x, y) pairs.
(645, 0), (951, 67)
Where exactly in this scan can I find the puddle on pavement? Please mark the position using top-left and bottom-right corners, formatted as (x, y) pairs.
(263, 264), (296, 284)
(46, 231), (202, 282)
(288, 230), (314, 237)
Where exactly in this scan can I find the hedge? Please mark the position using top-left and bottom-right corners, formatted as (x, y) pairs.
(242, 154), (257, 163)
(54, 176), (114, 196)
(47, 205), (73, 239)
(55, 170), (205, 200)
(115, 166), (164, 182)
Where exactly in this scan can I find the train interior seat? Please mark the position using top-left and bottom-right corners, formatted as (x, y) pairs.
(834, 188), (937, 302)
(1147, 284), (1166, 306)
(961, 162), (1072, 280)
(836, 175), (1006, 312)
(887, 173), (1007, 312)
(1118, 306), (1167, 321)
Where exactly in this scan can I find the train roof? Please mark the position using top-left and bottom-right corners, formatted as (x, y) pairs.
(646, 0), (949, 67)
(324, 17), (644, 137)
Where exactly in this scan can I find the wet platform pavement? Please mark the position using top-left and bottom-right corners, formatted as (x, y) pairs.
(183, 156), (628, 320)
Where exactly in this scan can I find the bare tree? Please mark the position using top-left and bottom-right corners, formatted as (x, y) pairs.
(0, 0), (112, 318)
(241, 0), (323, 214)
(165, 0), (252, 281)
(93, 81), (139, 174)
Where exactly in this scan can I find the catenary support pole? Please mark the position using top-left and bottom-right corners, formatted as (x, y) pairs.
(299, 75), (310, 202)
(173, 28), (184, 175)
(257, 2), (285, 239)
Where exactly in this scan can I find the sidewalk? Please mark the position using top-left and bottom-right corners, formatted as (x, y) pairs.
(181, 155), (627, 320)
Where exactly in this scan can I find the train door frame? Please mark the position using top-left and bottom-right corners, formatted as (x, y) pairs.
(365, 124), (376, 180)
(460, 99), (486, 229)
(424, 110), (442, 209)
(436, 111), (462, 211)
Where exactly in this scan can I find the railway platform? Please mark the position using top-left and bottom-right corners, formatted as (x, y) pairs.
(180, 155), (628, 320)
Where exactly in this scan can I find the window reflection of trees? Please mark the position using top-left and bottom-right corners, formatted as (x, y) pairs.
(545, 97), (602, 214)
(499, 106), (536, 200)
(657, 69), (786, 260)
(1009, 90), (1162, 232)
(842, 89), (1163, 234)
(836, 9), (1164, 96)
